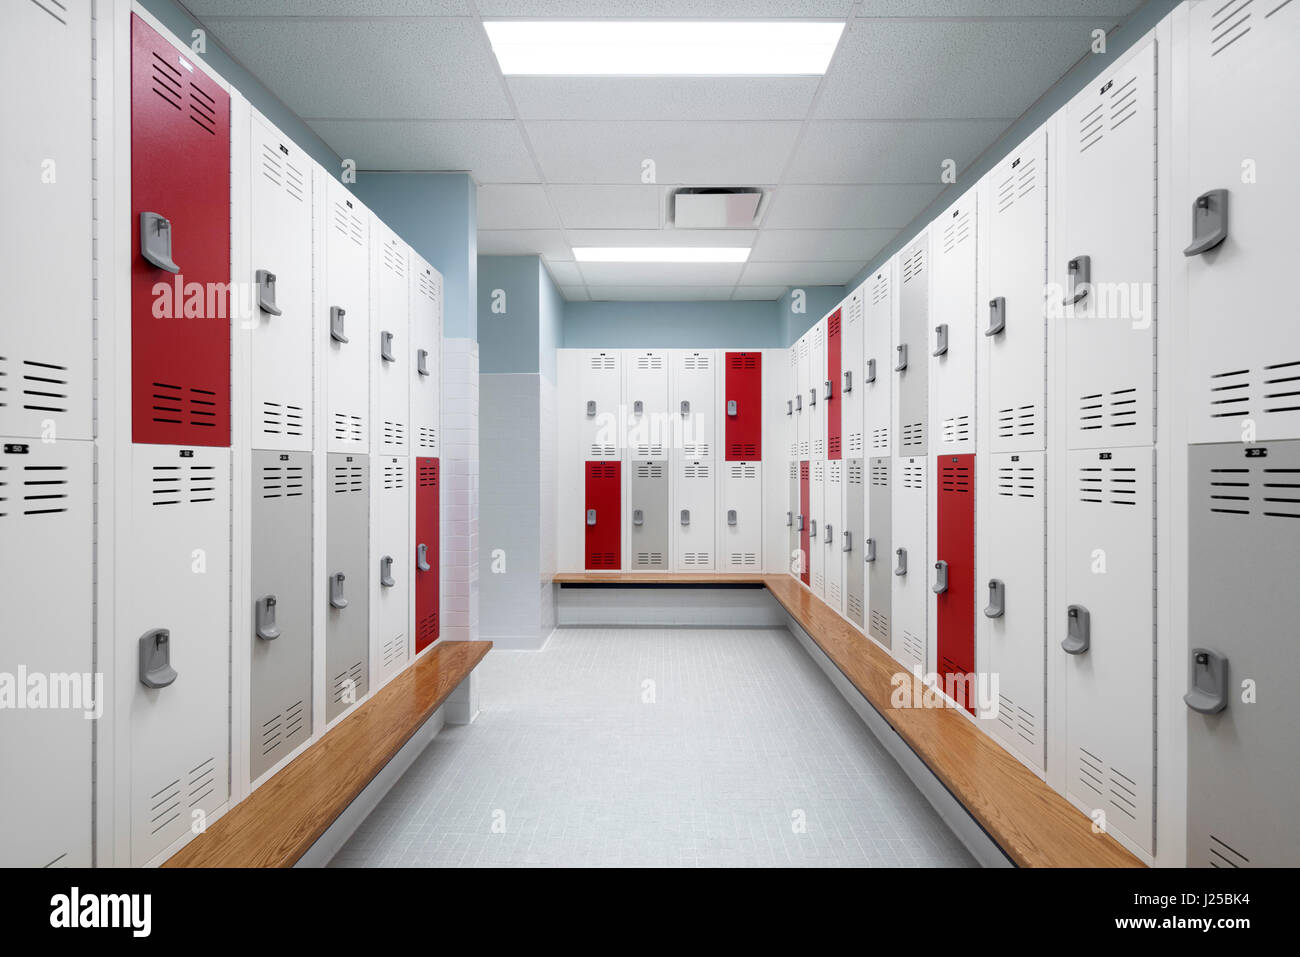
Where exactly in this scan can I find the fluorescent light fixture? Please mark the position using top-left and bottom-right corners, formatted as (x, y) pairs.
(483, 21), (844, 76)
(573, 247), (751, 264)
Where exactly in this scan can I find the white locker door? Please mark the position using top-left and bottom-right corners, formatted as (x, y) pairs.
(1059, 40), (1156, 450)
(124, 446), (231, 866)
(249, 113), (313, 452)
(842, 285), (866, 458)
(810, 321), (827, 458)
(931, 196), (977, 454)
(673, 458), (715, 570)
(671, 350), (716, 461)
(824, 459), (843, 612)
(787, 346), (799, 459)
(810, 460), (825, 597)
(373, 223), (410, 456)
(626, 351), (669, 459)
(410, 257), (442, 456)
(373, 456), (410, 687)
(865, 262), (894, 457)
(0, 0), (92, 441)
(984, 129), (1048, 455)
(0, 440), (93, 867)
(1063, 447), (1154, 853)
(977, 451), (1046, 772)
(896, 236), (930, 456)
(579, 351), (623, 459)
(324, 178), (371, 453)
(720, 461), (762, 571)
(891, 456), (927, 672)
(1183, 3), (1300, 444)
(796, 334), (810, 458)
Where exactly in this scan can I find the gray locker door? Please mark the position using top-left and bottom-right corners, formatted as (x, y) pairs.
(1187, 441), (1300, 868)
(867, 457), (892, 647)
(629, 459), (669, 570)
(844, 458), (865, 628)
(898, 242), (929, 455)
(250, 451), (312, 780)
(325, 453), (369, 722)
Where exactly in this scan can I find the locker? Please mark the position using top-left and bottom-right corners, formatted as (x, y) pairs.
(934, 453), (975, 714)
(414, 457), (440, 652)
(0, 439), (93, 867)
(809, 322), (826, 458)
(323, 178), (371, 453)
(787, 347), (800, 459)
(983, 129), (1048, 454)
(796, 334), (810, 459)
(896, 235), (929, 456)
(373, 456), (410, 684)
(673, 458), (714, 571)
(865, 263), (894, 456)
(130, 14), (232, 448)
(810, 459), (825, 597)
(724, 352), (762, 461)
(787, 460), (800, 578)
(629, 459), (669, 570)
(841, 287), (865, 459)
(1181, 4), (1300, 445)
(977, 451), (1046, 771)
(580, 351), (623, 459)
(250, 450), (312, 781)
(123, 445), (231, 865)
(373, 223), (410, 456)
(585, 460), (621, 570)
(325, 453), (369, 722)
(825, 312), (842, 460)
(931, 198), (977, 454)
(410, 258), (442, 455)
(867, 457), (892, 647)
(0, 2), (92, 441)
(671, 350), (715, 460)
(799, 461), (810, 587)
(891, 456), (926, 671)
(1186, 441), (1300, 867)
(823, 459), (843, 610)
(844, 458), (865, 628)
(249, 112), (313, 453)
(720, 461), (762, 571)
(627, 351), (669, 458)
(1062, 447), (1154, 853)
(1059, 40), (1156, 450)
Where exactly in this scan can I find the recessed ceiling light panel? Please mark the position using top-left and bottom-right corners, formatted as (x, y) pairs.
(573, 247), (751, 263)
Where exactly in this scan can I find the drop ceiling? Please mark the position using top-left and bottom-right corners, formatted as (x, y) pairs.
(186, 0), (1147, 302)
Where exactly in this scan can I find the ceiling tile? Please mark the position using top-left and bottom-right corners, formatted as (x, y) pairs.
(477, 184), (558, 229)
(545, 260), (585, 284)
(577, 262), (745, 285)
(190, 1), (470, 14)
(786, 119), (1009, 184)
(508, 77), (819, 121)
(740, 260), (862, 286)
(559, 285), (590, 301)
(762, 184), (944, 229)
(307, 120), (540, 181)
(549, 186), (661, 229)
(476, 1), (854, 15)
(565, 229), (757, 248)
(853, 1), (1140, 14)
(731, 286), (789, 301)
(477, 229), (573, 259)
(585, 285), (738, 301)
(750, 228), (893, 263)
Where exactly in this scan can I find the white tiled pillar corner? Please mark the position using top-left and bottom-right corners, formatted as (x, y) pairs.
(441, 338), (479, 641)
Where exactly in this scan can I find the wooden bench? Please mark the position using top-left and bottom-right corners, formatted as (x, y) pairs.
(555, 571), (1141, 868)
(165, 640), (492, 868)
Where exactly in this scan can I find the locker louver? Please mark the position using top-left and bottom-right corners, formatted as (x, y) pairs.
(941, 210), (972, 252)
(260, 700), (306, 762)
(149, 462), (218, 506)
(1209, 0), (1258, 57)
(994, 156), (1037, 214)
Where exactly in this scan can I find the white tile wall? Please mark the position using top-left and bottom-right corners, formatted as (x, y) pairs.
(538, 376), (557, 638)
(441, 338), (479, 641)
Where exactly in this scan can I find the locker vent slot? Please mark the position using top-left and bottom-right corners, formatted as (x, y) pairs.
(589, 443), (617, 457)
(996, 464), (1039, 499)
(902, 630), (924, 667)
(262, 700), (306, 759)
(727, 462), (758, 479)
(259, 464), (305, 499)
(996, 404), (1038, 440)
(683, 462), (711, 480)
(635, 461), (665, 479)
(729, 552), (758, 567)
(828, 581), (842, 605)
(871, 427), (890, 451)
(150, 51), (183, 111)
(635, 443), (665, 457)
(828, 435), (840, 457)
(798, 338), (808, 359)
(149, 778), (182, 835)
(635, 552), (666, 567)
(1108, 74), (1139, 131)
(1077, 388), (1138, 433)
(870, 609), (890, 641)
(941, 210), (972, 253)
(827, 313), (840, 338)
(30, 0), (68, 25)
(43, 853), (68, 869)
(870, 461), (889, 488)
(382, 420), (407, 447)
(383, 460), (408, 489)
(813, 461), (824, 480)
(382, 240), (406, 277)
(331, 463), (365, 494)
(188, 83), (217, 137)
(1078, 102), (1104, 152)
(1208, 834), (1251, 868)
(417, 426), (438, 450)
(995, 692), (1039, 748)
(1204, 464), (1300, 518)
(332, 200), (365, 247)
(995, 157), (1037, 214)
(1078, 465), (1136, 505)
(847, 432), (863, 455)
(258, 142), (305, 202)
(902, 462), (924, 490)
(417, 460), (438, 488)
(588, 353), (616, 370)
(7, 464), (70, 516)
(0, 358), (71, 414)
(636, 354), (665, 370)
(939, 461), (971, 492)
(729, 440), (759, 459)
(847, 594), (863, 619)
(1077, 748), (1139, 822)
(847, 295), (863, 325)
(788, 461), (798, 479)
(941, 415), (971, 445)
(901, 421), (925, 450)
(1209, 0), (1255, 57)
(813, 436), (825, 456)
(152, 381), (219, 429)
(150, 464), (218, 506)
(871, 273), (890, 303)
(187, 756), (216, 810)
(683, 552), (712, 567)
(846, 460), (864, 485)
(588, 550), (618, 568)
(332, 412), (364, 442)
(827, 460), (841, 480)
(681, 442), (711, 458)
(812, 571), (824, 590)
(382, 635), (407, 669)
(1208, 359), (1300, 421)
(902, 247), (926, 283)
(418, 611), (438, 647)
(261, 401), (305, 438)
(332, 661), (366, 705)
(417, 271), (439, 303)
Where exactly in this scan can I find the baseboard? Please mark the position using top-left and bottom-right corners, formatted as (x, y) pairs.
(557, 584), (786, 627)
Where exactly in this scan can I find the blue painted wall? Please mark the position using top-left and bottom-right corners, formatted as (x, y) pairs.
(562, 300), (784, 348)
(478, 256), (542, 374)
(779, 285), (850, 344)
(539, 267), (563, 383)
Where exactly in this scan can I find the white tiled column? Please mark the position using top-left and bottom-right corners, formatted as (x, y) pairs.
(441, 338), (479, 641)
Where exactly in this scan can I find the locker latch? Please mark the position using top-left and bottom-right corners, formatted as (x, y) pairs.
(794, 394), (802, 413)
(841, 530), (852, 553)
(894, 344), (908, 372)
(820, 380), (830, 402)
(586, 400), (597, 416)
(1184, 648), (1229, 714)
(785, 510), (793, 527)
(633, 508), (644, 527)
(823, 523), (832, 544)
(727, 509), (738, 526)
(633, 399), (644, 416)
(864, 537), (876, 563)
(680, 509), (691, 526)
(417, 348), (431, 376)
(932, 324), (949, 357)
(140, 212), (180, 273)
(808, 388), (817, 407)
(727, 399), (738, 417)
(680, 400), (691, 416)
(329, 572), (349, 609)
(330, 306), (349, 343)
(809, 518), (817, 537)
(586, 508), (597, 526)
(380, 555), (396, 587)
(842, 370), (852, 394)
(984, 579), (1005, 618)
(1184, 189), (1229, 257)
(796, 513), (804, 531)
(1062, 604), (1090, 655)
(255, 595), (281, 640)
(138, 628), (178, 688)
(417, 543), (431, 572)
(1063, 256), (1091, 306)
(864, 358), (876, 384)
(256, 270), (282, 316)
(932, 559), (949, 594)
(786, 399), (793, 416)
(894, 547), (907, 577)
(986, 297), (1006, 337)
(381, 330), (396, 362)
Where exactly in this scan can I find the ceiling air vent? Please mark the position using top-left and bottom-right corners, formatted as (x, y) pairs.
(671, 187), (762, 228)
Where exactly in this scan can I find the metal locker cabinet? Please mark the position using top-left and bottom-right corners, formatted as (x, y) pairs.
(977, 451), (1046, 771)
(895, 235), (929, 456)
(724, 352), (762, 461)
(672, 350), (716, 461)
(825, 312), (842, 460)
(1182, 5), (1300, 445)
(865, 264), (894, 457)
(629, 459), (669, 570)
(809, 322), (826, 458)
(130, 14), (231, 448)
(673, 458), (714, 571)
(841, 288), (865, 459)
(1059, 40), (1156, 451)
(627, 351), (668, 459)
(844, 458), (866, 628)
(580, 351), (623, 459)
(798, 461), (811, 586)
(787, 347), (800, 460)
(325, 453), (369, 722)
(585, 460), (621, 570)
(931, 198), (977, 454)
(984, 129), (1048, 455)
(0, 439), (93, 867)
(411, 259), (442, 456)
(373, 457), (410, 684)
(0, 2), (92, 441)
(796, 335), (810, 459)
(250, 450), (312, 781)
(787, 460), (800, 578)
(324, 178), (370, 453)
(934, 454), (976, 714)
(810, 460), (825, 597)
(1186, 441), (1300, 867)
(249, 112), (313, 453)
(891, 456), (927, 671)
(867, 457), (892, 647)
(1063, 447), (1154, 854)
(414, 457), (440, 652)
(824, 460), (843, 611)
(720, 461), (761, 571)
(123, 445), (231, 865)
(374, 224), (410, 456)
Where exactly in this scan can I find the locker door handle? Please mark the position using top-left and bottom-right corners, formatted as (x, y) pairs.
(808, 388), (817, 407)
(894, 547), (907, 576)
(380, 330), (395, 362)
(1062, 604), (1090, 655)
(932, 324), (949, 357)
(823, 523), (833, 544)
(138, 628), (178, 688)
(785, 510), (792, 527)
(140, 212), (180, 273)
(416, 543), (431, 572)
(680, 400), (690, 416)
(727, 399), (738, 417)
(864, 537), (876, 563)
(417, 349), (431, 376)
(843, 370), (853, 394)
(255, 595), (281, 640)
(256, 270), (282, 316)
(932, 560), (949, 594)
(329, 572), (349, 609)
(864, 358), (876, 384)
(894, 344), (908, 372)
(727, 509), (737, 526)
(633, 399), (644, 416)
(796, 514), (804, 531)
(586, 508), (597, 526)
(984, 579), (1005, 618)
(823, 380), (833, 400)
(680, 509), (691, 526)
(1063, 256), (1091, 306)
(986, 297), (1005, 337)
(1184, 189), (1229, 257)
(1184, 648), (1229, 714)
(586, 400), (597, 416)
(794, 394), (803, 412)
(330, 306), (349, 343)
(786, 400), (793, 416)
(842, 531), (852, 553)
(380, 556), (396, 587)
(810, 519), (817, 537)
(633, 508), (645, 526)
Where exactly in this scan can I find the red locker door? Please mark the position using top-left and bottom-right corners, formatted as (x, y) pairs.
(585, 461), (620, 570)
(936, 454), (975, 714)
(415, 457), (440, 652)
(130, 14), (231, 446)
(724, 352), (762, 461)
(799, 461), (810, 586)
(826, 309), (842, 460)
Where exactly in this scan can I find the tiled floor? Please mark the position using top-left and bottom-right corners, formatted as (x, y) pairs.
(330, 627), (976, 868)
